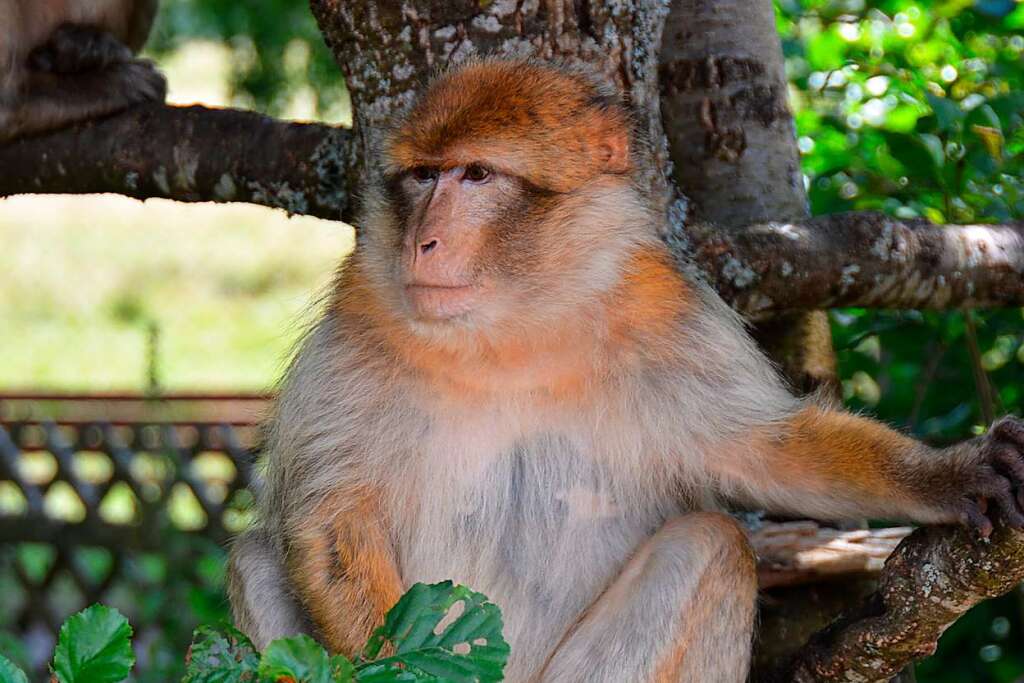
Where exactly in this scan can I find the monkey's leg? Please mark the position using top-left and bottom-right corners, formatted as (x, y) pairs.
(538, 512), (757, 683)
(227, 527), (314, 650)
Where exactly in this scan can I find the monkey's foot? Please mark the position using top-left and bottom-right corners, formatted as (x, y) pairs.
(29, 23), (136, 74)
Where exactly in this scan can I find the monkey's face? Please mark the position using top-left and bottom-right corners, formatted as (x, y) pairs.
(366, 159), (651, 335)
(383, 162), (528, 323)
(361, 58), (655, 336)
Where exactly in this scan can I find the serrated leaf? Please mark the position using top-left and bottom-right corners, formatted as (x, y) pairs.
(183, 625), (260, 682)
(259, 635), (353, 683)
(357, 582), (508, 683)
(0, 654), (27, 683)
(52, 605), (134, 683)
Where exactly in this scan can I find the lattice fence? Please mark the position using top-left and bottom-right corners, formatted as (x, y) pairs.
(0, 396), (264, 680)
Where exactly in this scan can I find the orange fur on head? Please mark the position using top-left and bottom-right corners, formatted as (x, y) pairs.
(387, 59), (633, 192)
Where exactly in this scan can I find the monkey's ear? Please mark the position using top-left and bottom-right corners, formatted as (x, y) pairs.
(596, 129), (631, 174)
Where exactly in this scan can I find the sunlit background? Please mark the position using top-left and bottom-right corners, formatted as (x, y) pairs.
(1, 0), (1023, 681)
(0, 35), (354, 393)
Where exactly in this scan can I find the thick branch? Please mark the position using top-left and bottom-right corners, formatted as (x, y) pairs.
(752, 522), (910, 589)
(0, 103), (353, 220)
(3, 107), (1022, 314)
(768, 523), (1024, 682)
(693, 212), (1024, 318)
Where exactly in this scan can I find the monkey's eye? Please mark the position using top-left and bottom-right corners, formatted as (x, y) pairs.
(462, 164), (491, 183)
(411, 166), (439, 183)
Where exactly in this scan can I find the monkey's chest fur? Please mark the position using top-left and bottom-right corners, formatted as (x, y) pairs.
(388, 420), (688, 680)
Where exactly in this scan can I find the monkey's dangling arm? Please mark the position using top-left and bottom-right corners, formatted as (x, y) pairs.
(713, 405), (1024, 534)
(287, 489), (405, 656)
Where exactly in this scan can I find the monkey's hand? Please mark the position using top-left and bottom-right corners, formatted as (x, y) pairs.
(944, 416), (1024, 538)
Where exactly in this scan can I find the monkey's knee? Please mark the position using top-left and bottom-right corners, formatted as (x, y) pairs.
(540, 513), (756, 683)
(227, 528), (311, 650)
(646, 513), (757, 683)
(656, 512), (756, 577)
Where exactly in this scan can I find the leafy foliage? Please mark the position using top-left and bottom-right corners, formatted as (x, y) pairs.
(0, 584), (508, 683)
(357, 582), (509, 683)
(149, 0), (346, 118)
(0, 655), (27, 683)
(52, 605), (135, 683)
(776, 1), (1024, 680)
(182, 626), (260, 682)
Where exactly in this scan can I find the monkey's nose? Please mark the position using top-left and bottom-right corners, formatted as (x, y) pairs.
(419, 238), (440, 255)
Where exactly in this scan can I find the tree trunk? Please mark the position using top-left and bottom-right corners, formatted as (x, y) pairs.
(311, 0), (674, 209)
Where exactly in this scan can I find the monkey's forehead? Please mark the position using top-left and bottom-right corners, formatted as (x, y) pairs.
(385, 59), (631, 191)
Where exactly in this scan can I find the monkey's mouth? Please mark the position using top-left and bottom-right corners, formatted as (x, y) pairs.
(404, 284), (479, 320)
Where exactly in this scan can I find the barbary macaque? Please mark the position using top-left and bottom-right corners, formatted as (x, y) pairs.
(0, 0), (164, 143)
(228, 58), (1024, 682)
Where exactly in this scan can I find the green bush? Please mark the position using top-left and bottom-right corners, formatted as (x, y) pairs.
(0, 582), (508, 683)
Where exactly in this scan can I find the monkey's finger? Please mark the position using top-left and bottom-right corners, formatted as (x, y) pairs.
(959, 498), (994, 538)
(994, 418), (1024, 448)
(991, 485), (1024, 528)
(975, 468), (1024, 527)
(993, 444), (1024, 487)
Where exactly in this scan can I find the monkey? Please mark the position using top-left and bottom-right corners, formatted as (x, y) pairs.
(0, 0), (164, 144)
(227, 58), (1024, 682)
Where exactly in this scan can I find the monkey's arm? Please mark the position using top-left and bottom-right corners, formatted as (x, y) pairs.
(714, 406), (1024, 533)
(284, 489), (405, 656)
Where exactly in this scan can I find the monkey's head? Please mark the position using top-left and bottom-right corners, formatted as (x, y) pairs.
(360, 58), (658, 339)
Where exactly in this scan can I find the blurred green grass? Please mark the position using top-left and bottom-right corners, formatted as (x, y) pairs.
(0, 195), (353, 391)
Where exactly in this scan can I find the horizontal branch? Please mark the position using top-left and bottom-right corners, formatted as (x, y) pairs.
(0, 104), (353, 220)
(767, 523), (1024, 682)
(691, 213), (1024, 317)
(2, 107), (1022, 313)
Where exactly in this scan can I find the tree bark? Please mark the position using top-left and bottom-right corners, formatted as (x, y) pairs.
(0, 105), (353, 219)
(765, 524), (1024, 683)
(3, 118), (1024, 316)
(694, 213), (1024, 318)
(310, 0), (673, 213)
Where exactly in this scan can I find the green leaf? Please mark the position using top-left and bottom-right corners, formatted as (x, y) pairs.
(806, 29), (846, 71)
(357, 582), (509, 683)
(926, 93), (964, 133)
(882, 104), (922, 133)
(258, 635), (354, 683)
(0, 633), (30, 676)
(0, 654), (28, 683)
(884, 132), (945, 180)
(1004, 3), (1024, 28)
(52, 605), (134, 683)
(183, 625), (260, 682)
